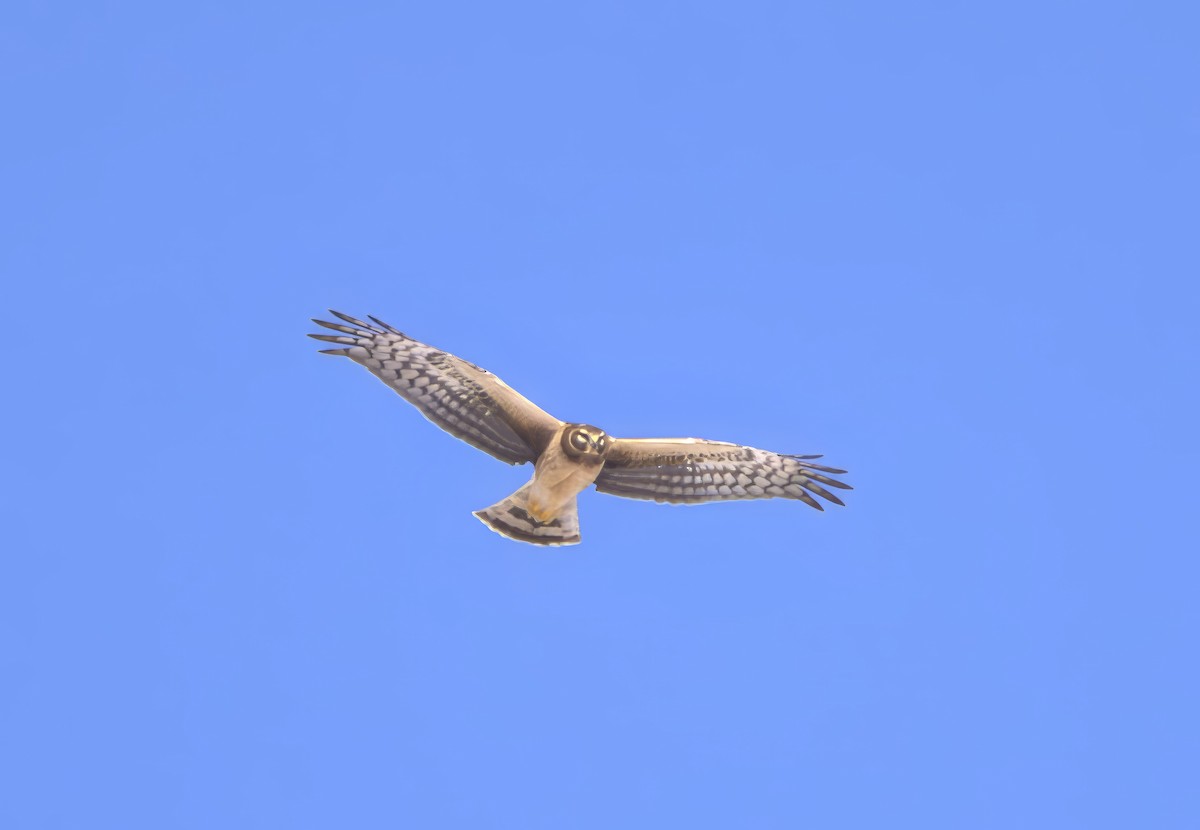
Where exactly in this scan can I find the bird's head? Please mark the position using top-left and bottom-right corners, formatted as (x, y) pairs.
(561, 424), (610, 459)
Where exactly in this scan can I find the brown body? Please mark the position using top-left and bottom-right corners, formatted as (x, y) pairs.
(475, 423), (609, 544)
(528, 430), (606, 521)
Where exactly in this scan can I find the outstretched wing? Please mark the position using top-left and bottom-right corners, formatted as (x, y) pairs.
(309, 311), (562, 465)
(596, 437), (851, 510)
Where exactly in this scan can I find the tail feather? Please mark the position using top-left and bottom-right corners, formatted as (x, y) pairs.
(473, 483), (581, 546)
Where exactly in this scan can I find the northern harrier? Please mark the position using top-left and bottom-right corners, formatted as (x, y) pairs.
(310, 311), (851, 546)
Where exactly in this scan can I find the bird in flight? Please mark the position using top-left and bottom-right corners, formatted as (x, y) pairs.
(310, 311), (851, 546)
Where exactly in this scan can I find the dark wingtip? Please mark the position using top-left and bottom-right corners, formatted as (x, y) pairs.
(308, 333), (357, 345)
(797, 491), (825, 511)
(804, 462), (848, 475)
(810, 473), (854, 490)
(368, 315), (404, 335)
(786, 454), (848, 474)
(328, 310), (380, 332)
(806, 482), (846, 507)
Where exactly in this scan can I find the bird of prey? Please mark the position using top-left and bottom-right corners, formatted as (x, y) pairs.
(309, 311), (851, 546)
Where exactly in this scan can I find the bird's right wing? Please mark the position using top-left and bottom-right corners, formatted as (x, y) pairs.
(309, 311), (562, 465)
(596, 437), (851, 510)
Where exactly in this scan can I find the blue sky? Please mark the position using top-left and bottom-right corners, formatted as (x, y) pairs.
(3, 2), (1198, 827)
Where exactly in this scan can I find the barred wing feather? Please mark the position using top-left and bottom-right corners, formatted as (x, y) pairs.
(308, 311), (561, 465)
(596, 437), (851, 510)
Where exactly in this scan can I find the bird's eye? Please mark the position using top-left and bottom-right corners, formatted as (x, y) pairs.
(571, 432), (588, 450)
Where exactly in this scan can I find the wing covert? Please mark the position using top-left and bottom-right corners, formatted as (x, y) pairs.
(309, 311), (561, 465)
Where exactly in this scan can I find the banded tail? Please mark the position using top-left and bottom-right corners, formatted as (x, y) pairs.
(473, 483), (581, 546)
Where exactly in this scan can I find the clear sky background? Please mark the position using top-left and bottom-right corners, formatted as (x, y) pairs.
(3, 2), (1198, 828)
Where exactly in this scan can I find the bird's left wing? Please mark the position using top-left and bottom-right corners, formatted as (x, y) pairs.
(309, 311), (562, 465)
(596, 437), (851, 510)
